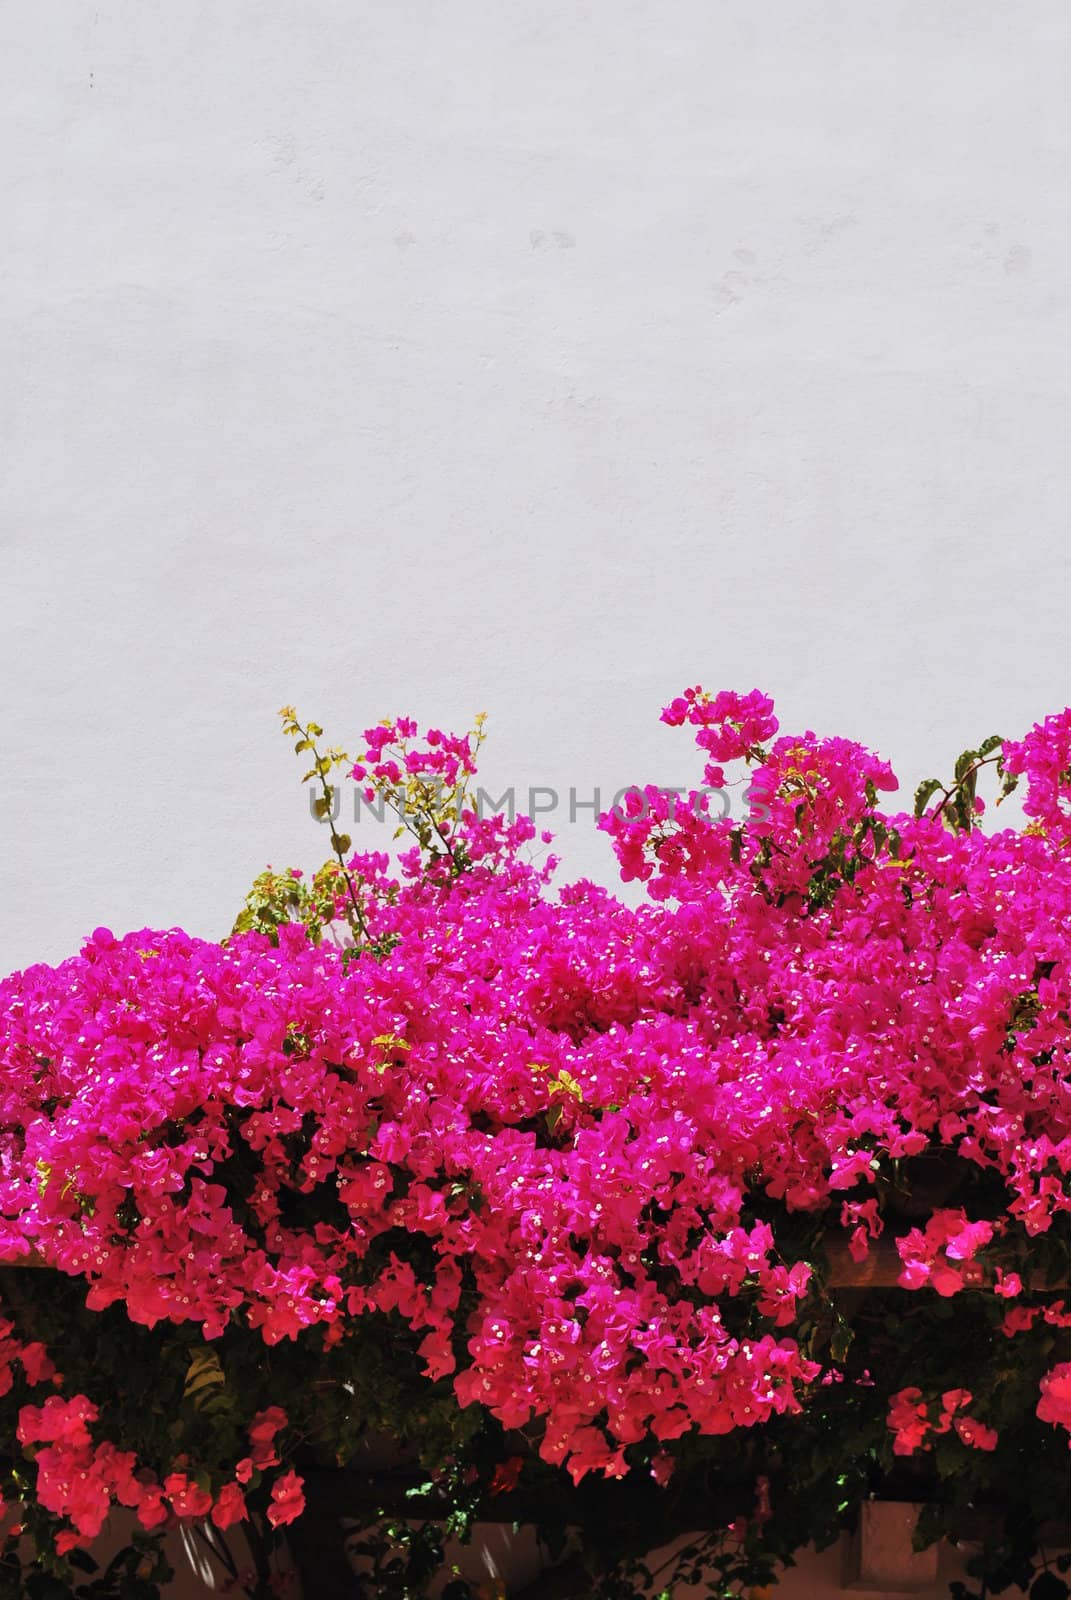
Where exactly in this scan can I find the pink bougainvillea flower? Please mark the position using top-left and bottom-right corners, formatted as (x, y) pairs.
(164, 1472), (213, 1521)
(266, 1470), (305, 1528)
(3, 688), (1071, 1527)
(211, 1481), (248, 1529)
(1038, 1363), (1071, 1437)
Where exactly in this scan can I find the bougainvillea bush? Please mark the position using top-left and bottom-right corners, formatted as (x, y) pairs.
(5, 694), (1071, 1597)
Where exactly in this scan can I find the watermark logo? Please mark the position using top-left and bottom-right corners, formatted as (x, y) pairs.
(312, 782), (770, 826)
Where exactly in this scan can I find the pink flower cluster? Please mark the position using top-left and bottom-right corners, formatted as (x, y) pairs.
(4, 690), (1071, 1496)
(1037, 1362), (1071, 1436)
(887, 1386), (998, 1455)
(0, 1312), (58, 1396)
(16, 1394), (159, 1545)
(9, 1366), (296, 1547)
(896, 1210), (995, 1295)
(352, 716), (479, 795)
(1002, 710), (1071, 838)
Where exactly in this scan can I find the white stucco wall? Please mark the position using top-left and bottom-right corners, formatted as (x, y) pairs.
(3, 3), (1070, 976)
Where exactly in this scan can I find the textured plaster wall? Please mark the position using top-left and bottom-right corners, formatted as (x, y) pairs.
(3, 4), (1071, 975)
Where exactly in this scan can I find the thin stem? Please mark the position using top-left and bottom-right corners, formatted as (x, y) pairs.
(930, 754), (1002, 825)
(381, 776), (461, 874)
(298, 722), (370, 944)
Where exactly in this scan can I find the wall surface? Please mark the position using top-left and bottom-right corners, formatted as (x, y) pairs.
(122, 1518), (1041, 1599)
(3, 3), (1071, 974)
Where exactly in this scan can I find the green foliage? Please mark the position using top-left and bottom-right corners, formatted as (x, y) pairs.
(231, 860), (358, 945)
(914, 735), (1014, 833)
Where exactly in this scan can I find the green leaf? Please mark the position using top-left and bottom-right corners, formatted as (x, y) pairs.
(65, 1549), (98, 1574)
(830, 1318), (854, 1363)
(914, 778), (942, 816)
(914, 1501), (947, 1551)
(183, 1344), (228, 1415)
(954, 748), (980, 782)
